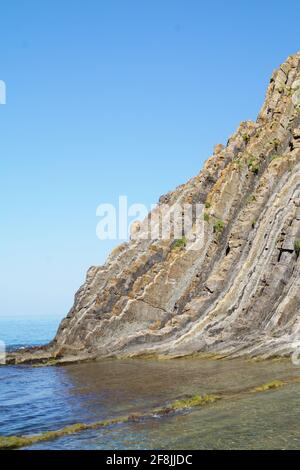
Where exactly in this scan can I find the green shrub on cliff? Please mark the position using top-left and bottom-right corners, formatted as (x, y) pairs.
(247, 156), (260, 174)
(172, 236), (187, 250)
(213, 220), (225, 234)
(242, 133), (250, 143)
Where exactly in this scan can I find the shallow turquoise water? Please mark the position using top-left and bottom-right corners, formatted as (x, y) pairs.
(0, 316), (300, 450)
(29, 383), (300, 450)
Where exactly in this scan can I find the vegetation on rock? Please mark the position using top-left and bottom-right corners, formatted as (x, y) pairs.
(169, 394), (220, 410)
(253, 380), (284, 392)
(247, 155), (260, 174)
(213, 219), (225, 234)
(294, 239), (300, 257)
(172, 236), (187, 250)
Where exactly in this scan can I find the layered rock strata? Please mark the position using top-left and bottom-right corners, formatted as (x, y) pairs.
(7, 52), (300, 364)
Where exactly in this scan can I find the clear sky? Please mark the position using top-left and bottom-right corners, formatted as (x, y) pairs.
(0, 0), (299, 320)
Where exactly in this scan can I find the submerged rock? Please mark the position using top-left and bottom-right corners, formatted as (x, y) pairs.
(7, 52), (300, 365)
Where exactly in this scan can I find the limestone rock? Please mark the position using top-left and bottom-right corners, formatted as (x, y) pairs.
(7, 52), (300, 364)
(214, 144), (225, 155)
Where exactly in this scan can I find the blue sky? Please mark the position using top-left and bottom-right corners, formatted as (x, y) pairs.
(0, 0), (299, 320)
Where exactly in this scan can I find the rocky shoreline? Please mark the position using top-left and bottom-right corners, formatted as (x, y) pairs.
(6, 52), (300, 366)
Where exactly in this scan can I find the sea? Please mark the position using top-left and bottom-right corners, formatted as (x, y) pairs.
(0, 315), (300, 450)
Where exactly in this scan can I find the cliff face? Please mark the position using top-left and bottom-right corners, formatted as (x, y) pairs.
(10, 53), (300, 364)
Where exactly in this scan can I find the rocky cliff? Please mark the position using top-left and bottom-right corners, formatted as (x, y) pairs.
(8, 52), (300, 364)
